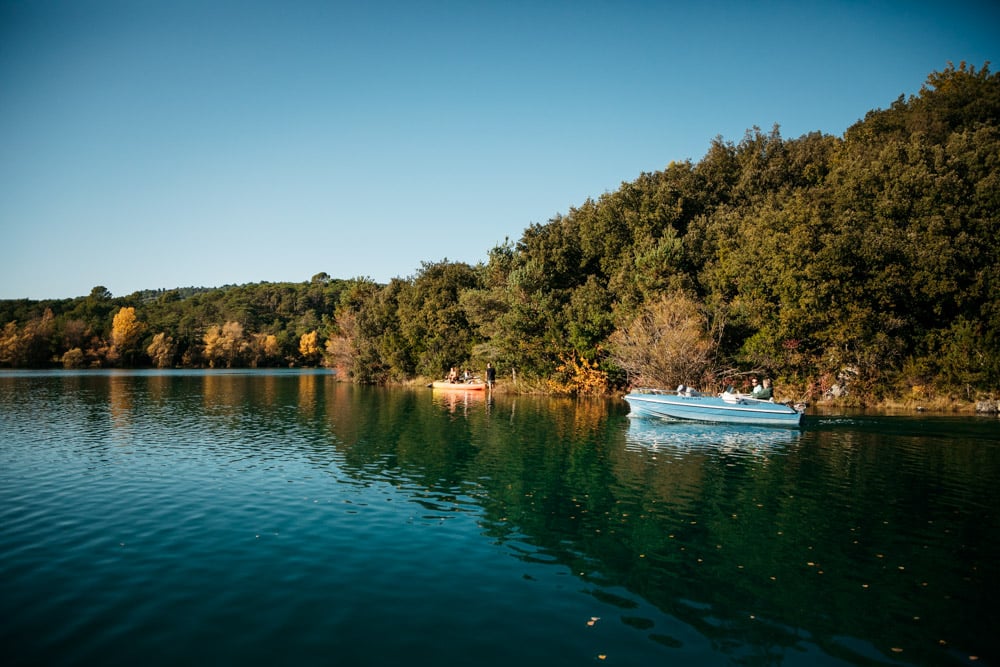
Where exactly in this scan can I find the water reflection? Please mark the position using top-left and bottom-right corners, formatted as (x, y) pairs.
(108, 375), (134, 447)
(623, 414), (800, 455)
(1, 371), (997, 666)
(430, 387), (487, 417)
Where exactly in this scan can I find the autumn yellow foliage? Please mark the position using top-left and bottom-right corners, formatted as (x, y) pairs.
(110, 307), (146, 365)
(546, 352), (610, 396)
(299, 330), (321, 364)
(147, 333), (176, 368)
(203, 321), (247, 368)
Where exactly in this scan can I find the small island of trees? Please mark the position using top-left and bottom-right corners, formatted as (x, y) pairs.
(2, 63), (998, 408)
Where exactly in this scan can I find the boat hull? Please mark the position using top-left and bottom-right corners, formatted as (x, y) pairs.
(624, 391), (803, 427)
(432, 381), (486, 391)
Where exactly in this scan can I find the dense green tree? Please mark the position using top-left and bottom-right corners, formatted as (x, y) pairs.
(394, 260), (481, 378)
(2, 64), (997, 402)
(330, 278), (397, 383)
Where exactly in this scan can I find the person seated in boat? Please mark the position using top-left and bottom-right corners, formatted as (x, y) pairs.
(756, 378), (774, 400)
(462, 369), (472, 382)
(447, 367), (459, 383)
(749, 377), (763, 398)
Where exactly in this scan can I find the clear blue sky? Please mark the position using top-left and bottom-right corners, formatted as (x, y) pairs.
(2, 0), (997, 299)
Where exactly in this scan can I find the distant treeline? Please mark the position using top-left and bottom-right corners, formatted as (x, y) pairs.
(3, 63), (998, 404)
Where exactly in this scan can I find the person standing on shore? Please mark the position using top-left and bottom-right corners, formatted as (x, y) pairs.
(486, 362), (496, 389)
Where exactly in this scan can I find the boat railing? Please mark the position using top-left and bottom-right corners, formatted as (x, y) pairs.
(722, 391), (785, 405)
(630, 387), (802, 409)
(631, 386), (706, 397)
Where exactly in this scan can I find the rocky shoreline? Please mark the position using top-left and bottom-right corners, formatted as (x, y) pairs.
(975, 399), (1000, 414)
(808, 396), (999, 415)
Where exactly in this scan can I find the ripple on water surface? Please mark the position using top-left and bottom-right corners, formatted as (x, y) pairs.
(2, 373), (999, 666)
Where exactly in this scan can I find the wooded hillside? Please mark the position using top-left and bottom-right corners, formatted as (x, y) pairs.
(3, 63), (997, 404)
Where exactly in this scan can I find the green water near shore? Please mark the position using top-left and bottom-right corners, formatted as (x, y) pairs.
(2, 370), (998, 665)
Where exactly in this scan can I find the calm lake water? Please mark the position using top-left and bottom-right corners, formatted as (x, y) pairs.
(2, 370), (998, 666)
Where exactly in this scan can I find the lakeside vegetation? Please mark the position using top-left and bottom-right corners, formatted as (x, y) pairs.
(2, 64), (998, 406)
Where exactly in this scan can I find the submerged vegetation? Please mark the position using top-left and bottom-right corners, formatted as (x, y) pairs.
(2, 64), (998, 405)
